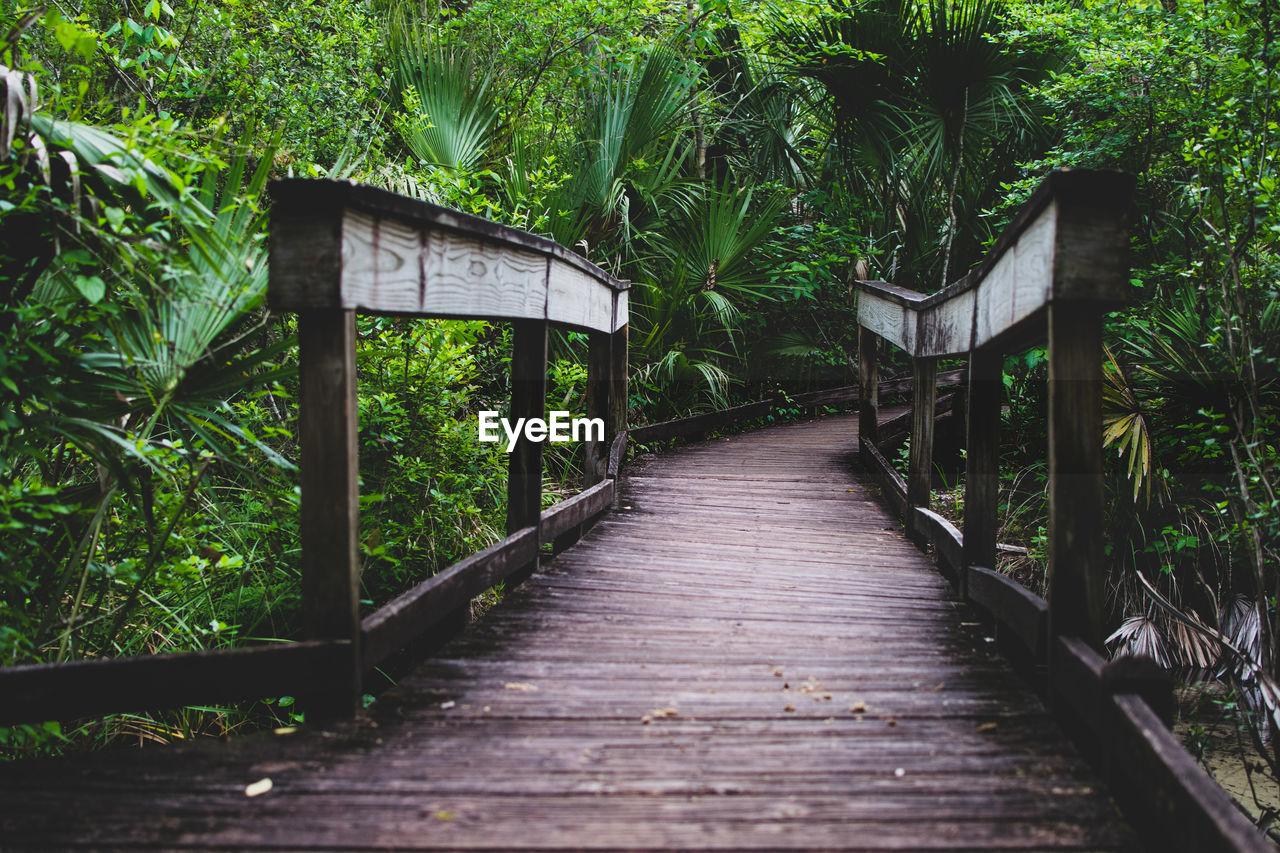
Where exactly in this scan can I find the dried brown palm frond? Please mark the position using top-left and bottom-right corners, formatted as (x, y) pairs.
(1106, 615), (1174, 669)
(1220, 594), (1263, 671)
(1136, 572), (1280, 735)
(1166, 611), (1220, 670)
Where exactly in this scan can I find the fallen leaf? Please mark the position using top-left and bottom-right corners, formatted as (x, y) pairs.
(504, 682), (538, 692)
(244, 778), (272, 797)
(784, 704), (796, 712)
(977, 722), (998, 733)
(435, 810), (456, 821)
(887, 717), (898, 727)
(851, 701), (867, 713)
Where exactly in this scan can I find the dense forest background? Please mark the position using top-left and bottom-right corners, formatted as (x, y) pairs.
(1, 0), (1279, 808)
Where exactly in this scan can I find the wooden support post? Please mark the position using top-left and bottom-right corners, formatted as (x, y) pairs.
(963, 347), (1002, 591)
(1047, 301), (1105, 651)
(907, 356), (937, 544)
(608, 324), (629, 448)
(298, 309), (361, 718)
(858, 327), (879, 447)
(507, 319), (548, 540)
(583, 330), (612, 487)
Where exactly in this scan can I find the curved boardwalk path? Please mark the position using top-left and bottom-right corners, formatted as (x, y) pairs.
(0, 415), (1136, 850)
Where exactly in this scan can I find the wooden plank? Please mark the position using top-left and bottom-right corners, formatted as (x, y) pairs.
(963, 347), (1002, 580)
(858, 327), (879, 445)
(906, 357), (937, 517)
(1109, 693), (1272, 852)
(539, 480), (614, 546)
(297, 308), (361, 716)
(0, 641), (351, 726)
(547, 261), (612, 332)
(860, 434), (907, 517)
(606, 429), (628, 479)
(967, 567), (1048, 661)
(854, 170), (1136, 358)
(268, 180), (627, 333)
(361, 528), (538, 671)
(1046, 302), (1106, 649)
(583, 330), (612, 486)
(608, 324), (628, 443)
(910, 507), (963, 584)
(506, 319), (547, 536)
(0, 414), (1138, 851)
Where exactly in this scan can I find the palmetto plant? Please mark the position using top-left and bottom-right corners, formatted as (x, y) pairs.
(631, 180), (788, 413)
(546, 45), (697, 256)
(2, 58), (298, 663)
(390, 15), (500, 175)
(774, 0), (1055, 287)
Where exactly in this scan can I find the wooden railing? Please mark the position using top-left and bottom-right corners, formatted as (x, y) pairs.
(1, 180), (630, 723)
(854, 168), (1268, 851)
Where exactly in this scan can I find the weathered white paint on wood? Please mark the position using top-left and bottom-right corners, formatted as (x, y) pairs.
(612, 288), (628, 333)
(270, 182), (627, 334)
(547, 262), (612, 332)
(857, 201), (1059, 357)
(858, 290), (916, 353)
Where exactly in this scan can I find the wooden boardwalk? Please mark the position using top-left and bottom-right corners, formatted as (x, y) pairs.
(0, 415), (1136, 850)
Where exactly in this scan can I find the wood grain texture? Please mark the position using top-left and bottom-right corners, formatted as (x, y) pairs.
(361, 529), (539, 671)
(907, 357), (938, 518)
(853, 168), (1136, 359)
(0, 641), (351, 726)
(583, 330), (612, 486)
(963, 347), (1002, 579)
(0, 414), (1136, 851)
(268, 180), (628, 334)
(859, 327), (880, 445)
(1046, 302), (1105, 650)
(506, 319), (547, 537)
(297, 309), (361, 715)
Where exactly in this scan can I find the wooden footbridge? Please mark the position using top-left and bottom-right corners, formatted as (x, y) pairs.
(0, 172), (1270, 850)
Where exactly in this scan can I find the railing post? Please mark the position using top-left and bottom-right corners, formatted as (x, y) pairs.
(298, 309), (361, 718)
(907, 356), (937, 543)
(1047, 301), (1106, 650)
(583, 330), (612, 487)
(507, 320), (548, 564)
(858, 327), (879, 447)
(962, 347), (1002, 594)
(608, 323), (629, 448)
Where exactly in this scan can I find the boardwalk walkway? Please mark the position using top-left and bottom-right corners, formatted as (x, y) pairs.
(0, 414), (1136, 850)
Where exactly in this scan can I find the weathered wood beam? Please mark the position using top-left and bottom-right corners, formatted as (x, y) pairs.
(540, 480), (614, 549)
(360, 528), (539, 671)
(506, 320), (547, 538)
(906, 357), (937, 526)
(858, 327), (879, 445)
(268, 179), (628, 334)
(0, 640), (352, 726)
(583, 330), (612, 486)
(962, 347), (1002, 586)
(297, 309), (361, 717)
(1047, 301), (1106, 650)
(854, 170), (1135, 357)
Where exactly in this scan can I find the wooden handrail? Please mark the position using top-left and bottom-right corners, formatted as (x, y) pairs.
(0, 182), (634, 726)
(853, 169), (1272, 849)
(853, 167), (1136, 647)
